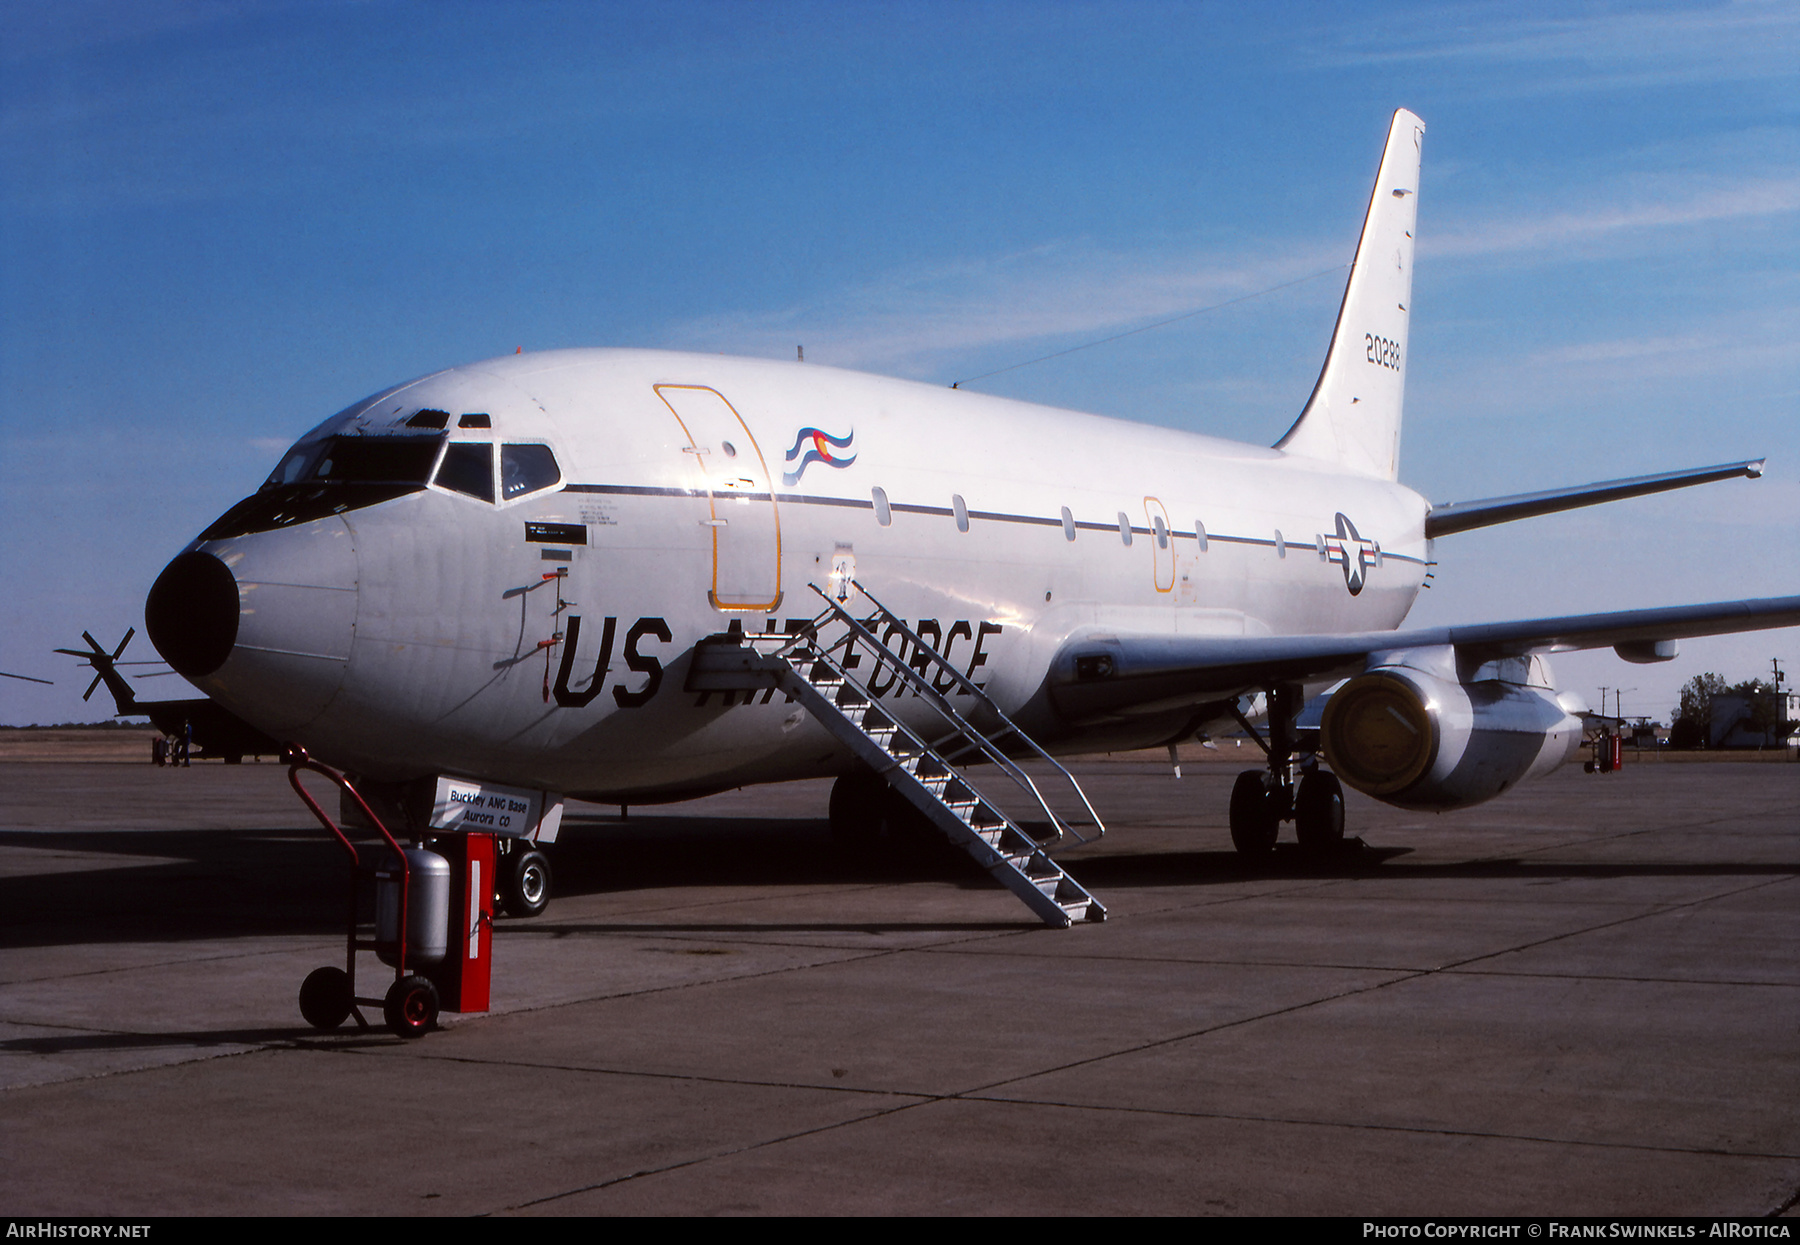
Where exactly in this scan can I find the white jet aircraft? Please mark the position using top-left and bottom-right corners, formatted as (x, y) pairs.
(142, 109), (1798, 927)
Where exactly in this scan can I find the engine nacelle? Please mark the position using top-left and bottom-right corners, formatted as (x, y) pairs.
(1320, 650), (1585, 811)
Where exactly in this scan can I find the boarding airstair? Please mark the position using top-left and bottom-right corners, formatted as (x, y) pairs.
(686, 582), (1106, 927)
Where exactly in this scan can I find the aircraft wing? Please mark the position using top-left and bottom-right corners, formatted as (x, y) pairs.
(1048, 593), (1800, 721)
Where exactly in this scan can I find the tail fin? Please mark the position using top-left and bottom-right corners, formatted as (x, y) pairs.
(1275, 108), (1425, 480)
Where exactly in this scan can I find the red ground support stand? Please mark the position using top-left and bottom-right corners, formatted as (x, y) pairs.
(287, 746), (441, 1039)
(426, 832), (494, 1014)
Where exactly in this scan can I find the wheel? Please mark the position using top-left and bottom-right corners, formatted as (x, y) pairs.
(298, 966), (353, 1030)
(829, 772), (952, 867)
(828, 772), (888, 851)
(1294, 770), (1346, 852)
(383, 974), (439, 1039)
(500, 847), (551, 917)
(1229, 770), (1280, 858)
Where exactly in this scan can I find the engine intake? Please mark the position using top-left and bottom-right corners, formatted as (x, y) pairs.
(1320, 654), (1584, 811)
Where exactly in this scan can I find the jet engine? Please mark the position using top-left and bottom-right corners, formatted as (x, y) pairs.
(1319, 649), (1585, 811)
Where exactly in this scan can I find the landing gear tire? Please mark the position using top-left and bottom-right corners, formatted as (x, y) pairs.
(1294, 770), (1346, 853)
(829, 772), (950, 868)
(829, 772), (888, 853)
(1229, 770), (1280, 858)
(383, 974), (439, 1039)
(500, 848), (552, 918)
(298, 966), (353, 1030)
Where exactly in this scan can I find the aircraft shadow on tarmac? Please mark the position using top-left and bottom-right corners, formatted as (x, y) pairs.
(3, 819), (1795, 950)
(0, 1026), (365, 1056)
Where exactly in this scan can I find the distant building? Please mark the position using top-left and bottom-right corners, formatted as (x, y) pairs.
(1709, 690), (1800, 748)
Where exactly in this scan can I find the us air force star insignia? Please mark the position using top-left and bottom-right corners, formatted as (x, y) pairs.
(1319, 512), (1379, 596)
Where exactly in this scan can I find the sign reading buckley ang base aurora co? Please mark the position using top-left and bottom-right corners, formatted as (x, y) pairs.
(430, 776), (564, 843)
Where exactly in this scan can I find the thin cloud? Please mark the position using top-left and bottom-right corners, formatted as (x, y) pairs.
(1309, 1), (1800, 91)
(664, 239), (1349, 377)
(1426, 175), (1800, 259)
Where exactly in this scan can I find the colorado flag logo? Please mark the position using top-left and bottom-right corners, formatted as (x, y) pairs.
(782, 427), (856, 486)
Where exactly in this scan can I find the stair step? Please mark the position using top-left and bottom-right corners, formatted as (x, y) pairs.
(769, 605), (1104, 930)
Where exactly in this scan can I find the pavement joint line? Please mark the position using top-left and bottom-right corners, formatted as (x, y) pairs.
(1458, 805), (1800, 868)
(0, 1036), (279, 1091)
(1772, 1184), (1800, 1218)
(947, 1091), (1800, 1163)
(358, 924), (1031, 1030)
(375, 1047), (940, 1103)
(0, 942), (340, 987)
(501, 1093), (939, 1212)
(916, 944), (1800, 989)
(494, 934), (1799, 1217)
(897, 872), (1800, 1103)
(1440, 968), (1800, 989)
(1435, 872), (1800, 975)
(313, 1044), (1800, 1171)
(919, 968), (1433, 1101)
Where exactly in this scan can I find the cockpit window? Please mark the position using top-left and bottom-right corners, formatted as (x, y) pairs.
(266, 443), (324, 489)
(313, 437), (442, 484)
(501, 444), (561, 500)
(435, 442), (495, 502)
(260, 437), (440, 492)
(207, 435), (444, 541)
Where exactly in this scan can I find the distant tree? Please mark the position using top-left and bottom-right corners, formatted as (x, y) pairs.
(1728, 678), (1793, 745)
(1669, 672), (1727, 749)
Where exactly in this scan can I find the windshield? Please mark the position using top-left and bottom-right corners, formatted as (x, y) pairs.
(203, 435), (445, 540)
(262, 436), (442, 492)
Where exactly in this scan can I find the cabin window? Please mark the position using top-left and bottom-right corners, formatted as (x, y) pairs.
(872, 486), (892, 526)
(1153, 515), (1168, 549)
(436, 442), (495, 502)
(501, 444), (562, 500)
(1117, 512), (1132, 546)
(1061, 507), (1076, 541)
(1195, 520), (1208, 552)
(952, 494), (970, 533)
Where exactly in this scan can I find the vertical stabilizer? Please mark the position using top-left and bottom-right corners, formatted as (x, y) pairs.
(1275, 109), (1424, 480)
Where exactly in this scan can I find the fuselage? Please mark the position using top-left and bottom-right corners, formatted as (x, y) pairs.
(150, 347), (1430, 800)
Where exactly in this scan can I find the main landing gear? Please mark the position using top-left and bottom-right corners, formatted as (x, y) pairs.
(1227, 683), (1349, 859)
(828, 771), (958, 868)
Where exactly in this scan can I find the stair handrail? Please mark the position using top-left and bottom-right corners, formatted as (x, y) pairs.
(841, 582), (1107, 841)
(798, 582), (1105, 843)
(795, 627), (1076, 848)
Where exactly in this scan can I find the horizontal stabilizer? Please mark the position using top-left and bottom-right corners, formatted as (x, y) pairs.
(1425, 459), (1764, 538)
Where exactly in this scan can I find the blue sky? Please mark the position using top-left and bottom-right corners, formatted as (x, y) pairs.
(2, 0), (1796, 726)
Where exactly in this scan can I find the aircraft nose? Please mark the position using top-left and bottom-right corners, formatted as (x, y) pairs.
(146, 518), (359, 734)
(146, 550), (241, 678)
